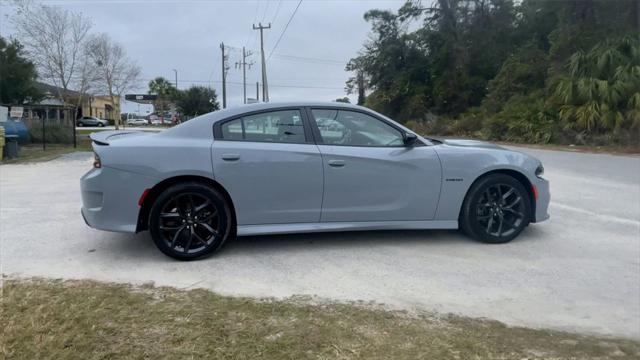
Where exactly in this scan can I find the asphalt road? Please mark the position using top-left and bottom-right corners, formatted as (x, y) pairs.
(1, 147), (638, 339)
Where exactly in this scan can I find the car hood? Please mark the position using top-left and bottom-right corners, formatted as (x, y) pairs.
(438, 138), (506, 150)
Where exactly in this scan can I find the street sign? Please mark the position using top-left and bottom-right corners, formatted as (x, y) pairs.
(125, 94), (157, 103)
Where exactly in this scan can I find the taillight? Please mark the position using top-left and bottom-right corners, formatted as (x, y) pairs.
(93, 152), (101, 168)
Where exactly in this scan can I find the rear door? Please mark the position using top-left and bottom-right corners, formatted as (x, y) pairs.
(308, 108), (442, 222)
(211, 108), (324, 225)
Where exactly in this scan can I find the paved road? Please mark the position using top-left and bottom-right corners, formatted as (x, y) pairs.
(1, 147), (638, 338)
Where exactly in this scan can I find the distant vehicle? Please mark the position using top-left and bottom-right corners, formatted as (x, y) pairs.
(77, 116), (108, 127)
(126, 118), (148, 126)
(81, 102), (550, 260)
(151, 119), (163, 126)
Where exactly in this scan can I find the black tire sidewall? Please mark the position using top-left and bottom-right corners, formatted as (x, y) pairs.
(149, 182), (232, 260)
(461, 174), (531, 244)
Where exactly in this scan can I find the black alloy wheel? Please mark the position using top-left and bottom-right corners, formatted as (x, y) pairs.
(149, 182), (232, 260)
(460, 174), (531, 244)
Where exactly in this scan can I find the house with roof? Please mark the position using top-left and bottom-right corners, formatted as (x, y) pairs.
(19, 82), (120, 126)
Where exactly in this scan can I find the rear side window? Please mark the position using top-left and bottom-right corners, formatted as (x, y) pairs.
(220, 109), (306, 144)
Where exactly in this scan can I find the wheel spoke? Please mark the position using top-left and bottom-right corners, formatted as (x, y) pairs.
(486, 216), (494, 232)
(196, 222), (219, 238)
(497, 215), (504, 236)
(170, 226), (186, 249)
(502, 188), (514, 201)
(504, 196), (521, 209)
(160, 212), (181, 218)
(496, 185), (503, 199)
(184, 227), (194, 253)
(160, 225), (183, 230)
(200, 209), (218, 222)
(192, 231), (208, 246)
(503, 208), (524, 218)
(194, 200), (211, 214)
(477, 214), (491, 220)
(502, 216), (518, 230)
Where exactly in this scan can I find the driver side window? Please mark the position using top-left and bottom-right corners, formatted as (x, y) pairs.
(311, 109), (404, 147)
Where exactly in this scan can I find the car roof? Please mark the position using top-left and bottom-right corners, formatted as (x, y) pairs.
(212, 101), (363, 120)
(158, 101), (392, 140)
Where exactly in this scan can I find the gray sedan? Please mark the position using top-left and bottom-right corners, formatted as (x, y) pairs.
(81, 102), (550, 260)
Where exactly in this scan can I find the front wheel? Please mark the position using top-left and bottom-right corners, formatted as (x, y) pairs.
(98, 123), (105, 127)
(460, 174), (531, 244)
(77, 122), (83, 127)
(149, 182), (232, 260)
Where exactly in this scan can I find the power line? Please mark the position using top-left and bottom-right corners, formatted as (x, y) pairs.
(271, 53), (346, 65)
(271, 0), (283, 23)
(267, 0), (303, 61)
(135, 77), (343, 90)
(260, 0), (270, 23)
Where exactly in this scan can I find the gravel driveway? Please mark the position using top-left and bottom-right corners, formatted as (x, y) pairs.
(1, 147), (638, 339)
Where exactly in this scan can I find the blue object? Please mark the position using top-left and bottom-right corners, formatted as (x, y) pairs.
(0, 119), (29, 144)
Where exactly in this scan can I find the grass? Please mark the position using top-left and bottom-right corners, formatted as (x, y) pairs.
(1, 279), (638, 359)
(0, 143), (92, 165)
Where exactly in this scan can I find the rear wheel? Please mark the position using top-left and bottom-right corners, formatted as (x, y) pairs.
(149, 182), (232, 260)
(77, 122), (83, 127)
(460, 174), (531, 244)
(98, 123), (105, 127)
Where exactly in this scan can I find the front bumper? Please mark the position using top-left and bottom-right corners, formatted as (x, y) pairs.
(533, 177), (550, 222)
(80, 166), (157, 233)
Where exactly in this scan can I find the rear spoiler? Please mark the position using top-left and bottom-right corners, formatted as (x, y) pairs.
(89, 130), (145, 146)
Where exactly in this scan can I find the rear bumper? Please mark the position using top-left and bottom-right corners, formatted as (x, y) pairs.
(80, 166), (157, 233)
(533, 177), (550, 223)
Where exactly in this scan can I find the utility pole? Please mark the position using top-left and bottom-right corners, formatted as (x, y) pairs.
(235, 47), (254, 104)
(253, 22), (271, 102)
(220, 42), (229, 108)
(256, 82), (259, 102)
(172, 69), (178, 89)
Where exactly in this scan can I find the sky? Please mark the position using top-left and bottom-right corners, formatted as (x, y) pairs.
(1, 0), (407, 114)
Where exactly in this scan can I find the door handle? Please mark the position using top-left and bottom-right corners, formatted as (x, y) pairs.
(221, 153), (241, 161)
(328, 159), (345, 167)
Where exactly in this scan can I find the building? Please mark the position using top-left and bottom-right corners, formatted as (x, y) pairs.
(19, 82), (120, 126)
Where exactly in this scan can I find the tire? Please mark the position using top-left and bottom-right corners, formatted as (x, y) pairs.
(98, 123), (105, 127)
(459, 173), (531, 244)
(149, 182), (233, 260)
(77, 122), (83, 127)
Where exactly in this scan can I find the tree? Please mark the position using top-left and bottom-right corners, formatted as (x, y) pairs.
(87, 33), (141, 129)
(335, 97), (350, 103)
(12, 1), (93, 117)
(0, 36), (41, 104)
(148, 77), (177, 118)
(555, 36), (640, 133)
(176, 86), (219, 117)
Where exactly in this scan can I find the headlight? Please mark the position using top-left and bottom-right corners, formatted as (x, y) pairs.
(535, 163), (544, 178)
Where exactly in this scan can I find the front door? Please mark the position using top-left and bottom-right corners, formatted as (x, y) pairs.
(211, 108), (323, 225)
(309, 108), (442, 222)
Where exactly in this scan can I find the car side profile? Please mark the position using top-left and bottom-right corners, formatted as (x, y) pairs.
(77, 116), (109, 127)
(126, 118), (149, 126)
(81, 102), (550, 260)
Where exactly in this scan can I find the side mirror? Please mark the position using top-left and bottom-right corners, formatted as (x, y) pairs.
(403, 132), (418, 147)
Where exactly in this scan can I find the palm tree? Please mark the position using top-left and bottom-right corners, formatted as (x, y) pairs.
(555, 36), (640, 133)
(148, 77), (177, 118)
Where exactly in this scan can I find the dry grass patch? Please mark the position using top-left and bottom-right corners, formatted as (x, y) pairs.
(0, 144), (91, 164)
(1, 279), (638, 359)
